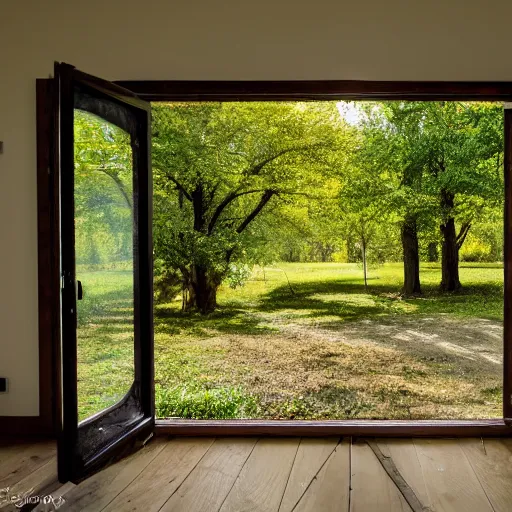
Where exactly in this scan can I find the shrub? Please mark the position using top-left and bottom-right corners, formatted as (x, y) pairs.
(155, 383), (259, 419)
(225, 263), (253, 289)
(153, 265), (182, 304)
(460, 239), (493, 262)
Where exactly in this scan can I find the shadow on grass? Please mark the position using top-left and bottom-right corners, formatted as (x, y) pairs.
(78, 289), (134, 326)
(256, 278), (503, 322)
(151, 277), (503, 344)
(154, 305), (278, 337)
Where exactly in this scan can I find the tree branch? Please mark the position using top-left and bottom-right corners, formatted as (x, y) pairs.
(96, 166), (132, 211)
(236, 190), (276, 234)
(167, 174), (192, 202)
(456, 221), (472, 249)
(244, 143), (325, 177)
(208, 189), (267, 234)
(224, 190), (278, 263)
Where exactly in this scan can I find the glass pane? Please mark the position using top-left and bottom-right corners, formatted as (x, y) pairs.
(74, 109), (135, 421)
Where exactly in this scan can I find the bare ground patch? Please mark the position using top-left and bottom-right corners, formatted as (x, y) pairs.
(187, 314), (502, 419)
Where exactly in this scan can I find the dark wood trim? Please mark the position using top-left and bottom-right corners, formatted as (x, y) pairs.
(155, 419), (512, 437)
(0, 79), (62, 438)
(36, 78), (60, 436)
(115, 80), (512, 102)
(504, 108), (512, 420)
(0, 416), (57, 437)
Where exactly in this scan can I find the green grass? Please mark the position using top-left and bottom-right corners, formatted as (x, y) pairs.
(155, 383), (258, 419)
(76, 269), (134, 419)
(76, 262), (504, 421)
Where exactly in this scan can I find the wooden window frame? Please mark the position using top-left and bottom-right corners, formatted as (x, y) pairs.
(34, 79), (512, 438)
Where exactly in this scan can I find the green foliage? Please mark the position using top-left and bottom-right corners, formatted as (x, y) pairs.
(226, 263), (253, 289)
(74, 110), (133, 266)
(152, 101), (355, 309)
(155, 383), (258, 419)
(351, 101), (503, 228)
(74, 100), (504, 305)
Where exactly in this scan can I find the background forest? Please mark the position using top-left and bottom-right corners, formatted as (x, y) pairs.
(75, 101), (505, 421)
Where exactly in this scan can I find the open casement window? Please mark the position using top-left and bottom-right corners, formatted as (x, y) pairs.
(55, 63), (154, 483)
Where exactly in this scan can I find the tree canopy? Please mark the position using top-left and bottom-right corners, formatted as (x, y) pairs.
(73, 100), (505, 313)
(152, 101), (355, 312)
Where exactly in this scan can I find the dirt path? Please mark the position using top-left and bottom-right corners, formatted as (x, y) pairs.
(255, 313), (502, 376)
(200, 313), (503, 419)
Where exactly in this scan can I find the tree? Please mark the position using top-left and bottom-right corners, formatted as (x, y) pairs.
(152, 102), (353, 313)
(351, 101), (503, 292)
(338, 158), (398, 290)
(414, 102), (503, 290)
(349, 102), (431, 295)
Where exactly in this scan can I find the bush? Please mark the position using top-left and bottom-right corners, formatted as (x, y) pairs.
(460, 239), (493, 262)
(153, 266), (182, 304)
(225, 263), (253, 289)
(155, 383), (259, 419)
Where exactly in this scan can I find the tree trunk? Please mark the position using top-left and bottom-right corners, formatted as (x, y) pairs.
(440, 191), (461, 291)
(190, 265), (220, 314)
(361, 238), (368, 290)
(427, 242), (439, 262)
(401, 216), (421, 295)
(183, 282), (196, 311)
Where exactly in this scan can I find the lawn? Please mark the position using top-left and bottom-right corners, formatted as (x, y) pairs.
(76, 262), (504, 421)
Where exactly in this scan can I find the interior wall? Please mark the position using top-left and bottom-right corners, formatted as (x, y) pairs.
(1, 0), (511, 416)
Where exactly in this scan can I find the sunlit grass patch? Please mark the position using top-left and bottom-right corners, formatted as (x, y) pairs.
(155, 383), (258, 419)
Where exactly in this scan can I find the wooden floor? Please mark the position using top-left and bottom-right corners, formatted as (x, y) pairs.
(2, 437), (512, 511)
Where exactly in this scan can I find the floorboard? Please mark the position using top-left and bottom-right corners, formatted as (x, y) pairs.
(293, 439), (350, 512)
(375, 438), (430, 509)
(413, 439), (494, 512)
(2, 458), (58, 512)
(459, 438), (512, 512)
(219, 438), (300, 512)
(160, 438), (257, 512)
(279, 437), (340, 512)
(350, 441), (412, 512)
(101, 437), (215, 512)
(48, 437), (168, 512)
(0, 441), (55, 490)
(4, 436), (512, 512)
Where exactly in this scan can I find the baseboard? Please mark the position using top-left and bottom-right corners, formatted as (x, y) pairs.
(0, 416), (56, 438)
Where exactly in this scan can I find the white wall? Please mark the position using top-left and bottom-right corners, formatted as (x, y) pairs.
(1, 0), (511, 415)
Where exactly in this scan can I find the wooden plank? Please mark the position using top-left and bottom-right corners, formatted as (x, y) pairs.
(350, 442), (412, 512)
(40, 437), (167, 512)
(279, 437), (340, 512)
(376, 439), (430, 509)
(292, 439), (350, 512)
(413, 439), (494, 512)
(160, 438), (257, 512)
(459, 438), (512, 511)
(102, 437), (214, 512)
(219, 438), (300, 512)
(0, 441), (32, 474)
(1, 458), (58, 512)
(0, 441), (56, 489)
(31, 482), (76, 512)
